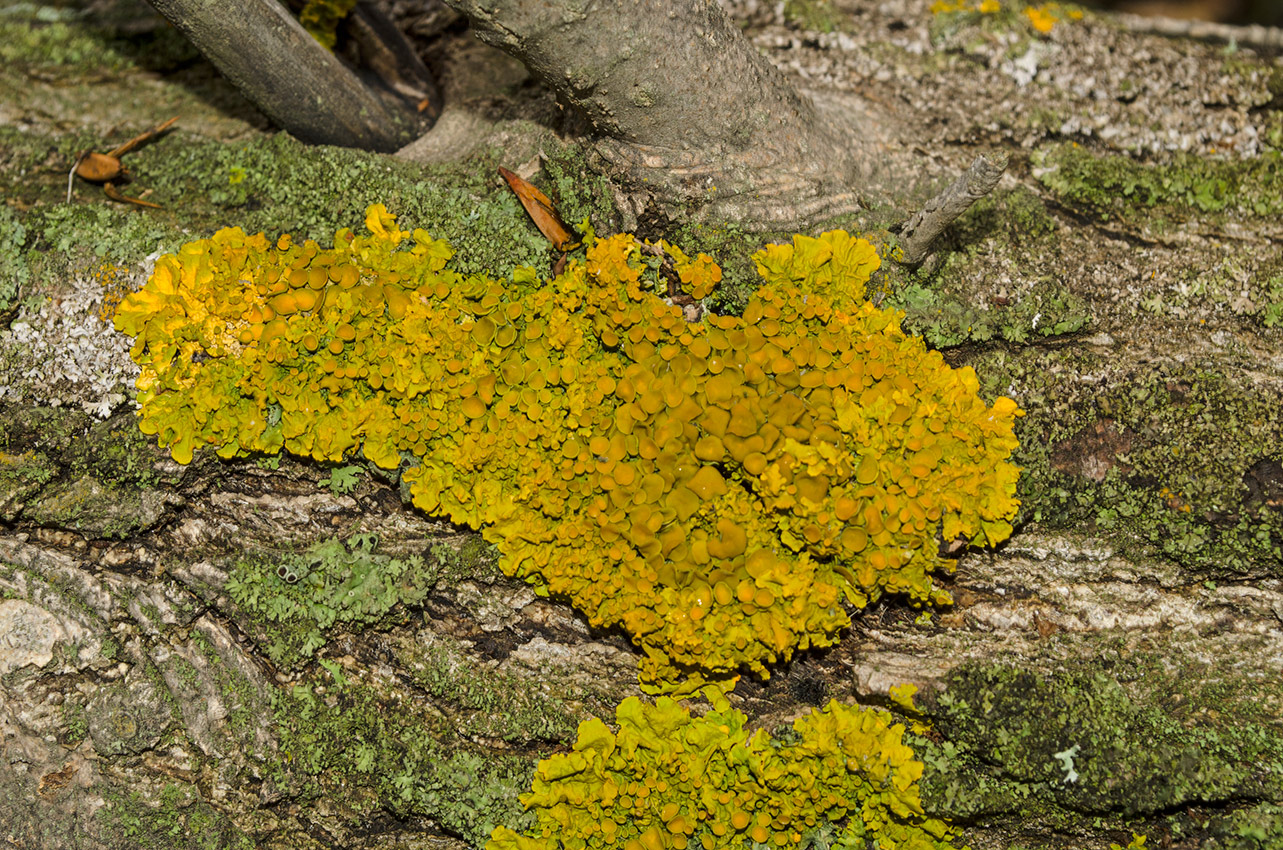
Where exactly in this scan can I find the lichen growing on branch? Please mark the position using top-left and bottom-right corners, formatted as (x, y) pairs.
(113, 204), (1021, 693)
(486, 694), (962, 850)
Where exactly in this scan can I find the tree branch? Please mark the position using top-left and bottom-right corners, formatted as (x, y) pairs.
(146, 0), (425, 151)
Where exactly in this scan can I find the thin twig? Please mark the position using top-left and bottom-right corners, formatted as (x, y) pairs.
(67, 152), (86, 204)
(106, 116), (179, 159)
(895, 153), (1007, 268)
(1112, 12), (1283, 51)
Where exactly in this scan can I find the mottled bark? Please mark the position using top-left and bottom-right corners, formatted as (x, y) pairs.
(3, 2), (1283, 849)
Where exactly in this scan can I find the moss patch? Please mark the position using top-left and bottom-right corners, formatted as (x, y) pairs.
(974, 350), (1283, 576)
(0, 405), (172, 535)
(916, 662), (1283, 833)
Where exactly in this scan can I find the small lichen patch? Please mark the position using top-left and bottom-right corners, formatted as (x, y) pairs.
(1035, 143), (1283, 223)
(226, 533), (441, 668)
(270, 680), (535, 846)
(0, 260), (140, 417)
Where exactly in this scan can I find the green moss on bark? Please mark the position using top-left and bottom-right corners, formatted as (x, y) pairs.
(915, 662), (1283, 845)
(973, 350), (1283, 576)
(270, 680), (536, 847)
(1034, 144), (1283, 223)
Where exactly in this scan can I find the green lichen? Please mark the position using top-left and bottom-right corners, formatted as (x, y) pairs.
(100, 782), (255, 850)
(1204, 804), (1283, 850)
(894, 278), (1089, 348)
(0, 206), (30, 313)
(888, 188), (1091, 348)
(25, 202), (186, 268)
(402, 634), (582, 743)
(0, 407), (169, 535)
(784, 0), (843, 33)
(226, 533), (444, 668)
(123, 132), (569, 279)
(271, 680), (535, 847)
(61, 699), (89, 746)
(537, 145), (621, 240)
(1127, 246), (1283, 330)
(1034, 143), (1283, 223)
(0, 3), (197, 79)
(8, 124), (589, 287)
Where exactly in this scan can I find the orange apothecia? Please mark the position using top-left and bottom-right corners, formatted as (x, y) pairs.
(114, 203), (1022, 694)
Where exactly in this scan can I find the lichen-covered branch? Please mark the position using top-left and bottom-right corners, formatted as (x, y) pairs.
(1113, 11), (1283, 51)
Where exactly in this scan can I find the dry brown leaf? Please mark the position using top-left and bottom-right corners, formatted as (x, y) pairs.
(499, 166), (579, 251)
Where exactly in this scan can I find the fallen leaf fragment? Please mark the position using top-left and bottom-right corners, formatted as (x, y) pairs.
(104, 182), (163, 209)
(499, 166), (579, 251)
(68, 116), (179, 206)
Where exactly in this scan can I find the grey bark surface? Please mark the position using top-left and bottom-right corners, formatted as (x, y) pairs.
(145, 0), (425, 151)
(2, 1), (1282, 849)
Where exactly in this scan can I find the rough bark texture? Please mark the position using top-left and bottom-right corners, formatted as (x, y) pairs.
(2, 1), (1283, 849)
(145, 0), (425, 151)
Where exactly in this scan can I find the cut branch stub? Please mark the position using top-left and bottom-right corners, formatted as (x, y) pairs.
(896, 153), (1008, 268)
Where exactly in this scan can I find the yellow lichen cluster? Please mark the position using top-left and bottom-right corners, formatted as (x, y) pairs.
(487, 695), (961, 850)
(930, 0), (1000, 14)
(298, 0), (358, 50)
(114, 204), (1021, 693)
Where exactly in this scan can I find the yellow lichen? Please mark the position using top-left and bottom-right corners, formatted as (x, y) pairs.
(114, 204), (1022, 694)
(298, 0), (358, 50)
(486, 694), (961, 850)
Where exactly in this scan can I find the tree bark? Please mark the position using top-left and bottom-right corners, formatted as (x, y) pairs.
(3, 2), (1283, 849)
(438, 0), (871, 228)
